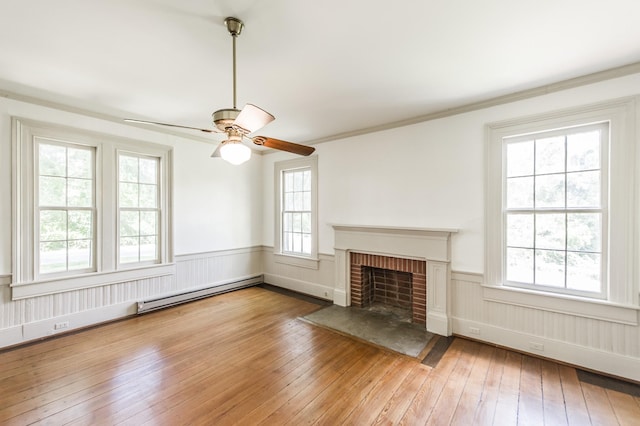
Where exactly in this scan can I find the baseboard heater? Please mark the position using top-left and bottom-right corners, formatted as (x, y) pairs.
(137, 275), (263, 314)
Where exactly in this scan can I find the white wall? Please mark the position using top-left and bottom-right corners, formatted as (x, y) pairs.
(0, 95), (263, 347)
(261, 72), (640, 380)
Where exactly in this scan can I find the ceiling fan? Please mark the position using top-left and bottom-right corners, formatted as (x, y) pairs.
(125, 17), (315, 165)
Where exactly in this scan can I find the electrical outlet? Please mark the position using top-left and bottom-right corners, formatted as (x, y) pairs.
(529, 342), (544, 351)
(469, 327), (481, 335)
(54, 321), (69, 330)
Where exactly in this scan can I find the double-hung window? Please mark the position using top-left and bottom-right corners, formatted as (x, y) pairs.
(37, 140), (96, 276)
(118, 153), (160, 265)
(504, 123), (607, 297)
(274, 156), (318, 268)
(12, 118), (173, 299)
(485, 97), (639, 322)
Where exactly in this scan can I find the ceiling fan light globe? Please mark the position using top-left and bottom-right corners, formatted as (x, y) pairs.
(220, 141), (251, 165)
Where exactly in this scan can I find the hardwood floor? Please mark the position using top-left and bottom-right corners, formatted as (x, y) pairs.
(1, 286), (638, 425)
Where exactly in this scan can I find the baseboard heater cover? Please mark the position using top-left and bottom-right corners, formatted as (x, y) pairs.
(137, 275), (263, 314)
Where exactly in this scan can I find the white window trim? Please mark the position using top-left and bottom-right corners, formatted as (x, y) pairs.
(485, 97), (640, 324)
(11, 118), (174, 299)
(274, 156), (319, 269)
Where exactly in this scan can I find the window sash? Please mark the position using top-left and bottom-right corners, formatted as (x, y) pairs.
(35, 140), (97, 278)
(117, 153), (161, 266)
(502, 122), (608, 298)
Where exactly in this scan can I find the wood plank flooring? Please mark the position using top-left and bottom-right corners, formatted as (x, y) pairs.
(1, 286), (639, 425)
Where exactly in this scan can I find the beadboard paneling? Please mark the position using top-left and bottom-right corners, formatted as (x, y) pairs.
(0, 247), (263, 348)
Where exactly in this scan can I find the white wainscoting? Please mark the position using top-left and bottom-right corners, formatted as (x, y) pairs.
(262, 247), (335, 301)
(451, 272), (640, 382)
(0, 246), (263, 349)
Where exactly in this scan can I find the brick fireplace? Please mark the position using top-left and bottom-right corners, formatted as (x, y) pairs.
(350, 252), (426, 325)
(332, 224), (457, 336)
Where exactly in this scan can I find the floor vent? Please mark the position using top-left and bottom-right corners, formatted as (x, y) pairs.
(137, 275), (263, 314)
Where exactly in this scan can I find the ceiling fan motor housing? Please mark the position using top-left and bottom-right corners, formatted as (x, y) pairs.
(212, 108), (241, 131)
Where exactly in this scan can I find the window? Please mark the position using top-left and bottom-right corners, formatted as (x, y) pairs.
(485, 97), (639, 323)
(274, 156), (318, 268)
(37, 140), (96, 276)
(12, 118), (173, 299)
(118, 154), (160, 265)
(504, 123), (607, 297)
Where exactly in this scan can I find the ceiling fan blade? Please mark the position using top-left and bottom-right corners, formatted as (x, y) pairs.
(252, 136), (315, 156)
(210, 143), (222, 158)
(233, 104), (275, 133)
(124, 119), (215, 133)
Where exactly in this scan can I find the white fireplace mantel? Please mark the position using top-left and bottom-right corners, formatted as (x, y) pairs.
(331, 224), (458, 336)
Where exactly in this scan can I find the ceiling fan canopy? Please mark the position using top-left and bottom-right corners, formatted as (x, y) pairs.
(125, 16), (315, 164)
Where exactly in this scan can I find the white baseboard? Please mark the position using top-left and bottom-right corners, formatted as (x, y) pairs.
(0, 301), (136, 349)
(452, 317), (640, 382)
(263, 273), (333, 301)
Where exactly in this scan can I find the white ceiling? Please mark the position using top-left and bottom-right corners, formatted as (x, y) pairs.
(2, 0), (640, 145)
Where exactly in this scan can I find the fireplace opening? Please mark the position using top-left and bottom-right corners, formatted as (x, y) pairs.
(350, 252), (426, 326)
(361, 266), (413, 322)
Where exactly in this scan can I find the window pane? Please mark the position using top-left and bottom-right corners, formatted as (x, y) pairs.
(535, 174), (565, 208)
(39, 143), (66, 177)
(567, 171), (600, 208)
(139, 184), (157, 208)
(301, 213), (311, 233)
(293, 213), (302, 232)
(535, 214), (565, 250)
(293, 233), (302, 252)
(303, 191), (311, 211)
(567, 213), (601, 252)
(40, 241), (67, 273)
(506, 176), (533, 208)
(506, 214), (533, 248)
(67, 178), (92, 207)
(140, 236), (157, 261)
(140, 211), (158, 236)
(40, 176), (66, 206)
(67, 147), (92, 178)
(506, 247), (533, 284)
(40, 210), (67, 241)
(120, 155), (139, 182)
(293, 192), (303, 210)
(139, 158), (157, 184)
(303, 170), (311, 191)
(535, 136), (565, 175)
(567, 252), (600, 292)
(68, 210), (93, 240)
(535, 249), (565, 287)
(120, 183), (139, 207)
(284, 193), (294, 211)
(68, 239), (92, 270)
(120, 237), (139, 263)
(507, 140), (534, 177)
(302, 234), (311, 254)
(283, 232), (293, 252)
(293, 171), (303, 191)
(282, 213), (293, 232)
(567, 131), (600, 172)
(120, 211), (140, 237)
(284, 172), (293, 191)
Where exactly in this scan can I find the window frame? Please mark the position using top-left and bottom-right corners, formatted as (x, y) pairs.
(117, 151), (162, 267)
(35, 138), (98, 279)
(502, 122), (609, 299)
(11, 118), (174, 300)
(485, 97), (639, 324)
(274, 156), (319, 269)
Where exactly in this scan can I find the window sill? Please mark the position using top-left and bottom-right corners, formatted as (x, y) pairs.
(274, 253), (319, 270)
(10, 263), (175, 300)
(482, 284), (639, 325)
